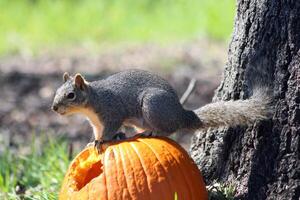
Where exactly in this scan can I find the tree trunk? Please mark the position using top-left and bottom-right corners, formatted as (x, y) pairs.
(190, 0), (300, 199)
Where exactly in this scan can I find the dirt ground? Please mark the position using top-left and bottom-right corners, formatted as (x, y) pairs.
(0, 40), (226, 151)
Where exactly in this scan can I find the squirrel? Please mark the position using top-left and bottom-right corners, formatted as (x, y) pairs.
(52, 69), (272, 151)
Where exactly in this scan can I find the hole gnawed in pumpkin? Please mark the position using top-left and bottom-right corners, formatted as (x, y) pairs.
(68, 149), (103, 191)
(60, 138), (208, 200)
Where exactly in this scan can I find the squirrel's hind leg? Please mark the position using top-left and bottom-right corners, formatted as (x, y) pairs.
(140, 88), (184, 136)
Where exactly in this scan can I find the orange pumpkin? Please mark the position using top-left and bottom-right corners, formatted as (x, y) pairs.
(59, 137), (208, 200)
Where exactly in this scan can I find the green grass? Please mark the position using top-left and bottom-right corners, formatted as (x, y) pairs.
(0, 136), (70, 200)
(207, 182), (236, 200)
(0, 0), (235, 55)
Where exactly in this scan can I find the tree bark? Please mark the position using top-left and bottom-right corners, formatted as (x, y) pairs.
(190, 0), (300, 199)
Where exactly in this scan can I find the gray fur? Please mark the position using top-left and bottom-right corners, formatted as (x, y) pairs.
(52, 69), (201, 141)
(195, 87), (273, 129)
(52, 69), (272, 142)
(52, 78), (88, 115)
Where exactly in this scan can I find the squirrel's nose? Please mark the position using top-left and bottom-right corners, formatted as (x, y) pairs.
(52, 105), (58, 111)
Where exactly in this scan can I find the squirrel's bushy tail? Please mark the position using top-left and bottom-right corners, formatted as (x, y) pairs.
(193, 53), (275, 129)
(194, 88), (273, 129)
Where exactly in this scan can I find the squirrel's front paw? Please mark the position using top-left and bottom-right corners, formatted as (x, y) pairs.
(86, 140), (105, 154)
(86, 141), (95, 148)
(94, 140), (105, 154)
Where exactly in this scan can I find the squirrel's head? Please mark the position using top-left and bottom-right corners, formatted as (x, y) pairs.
(52, 72), (89, 115)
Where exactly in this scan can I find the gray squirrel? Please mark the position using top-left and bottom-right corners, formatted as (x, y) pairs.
(52, 69), (272, 151)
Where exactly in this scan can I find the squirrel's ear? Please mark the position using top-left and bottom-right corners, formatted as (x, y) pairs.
(74, 73), (87, 90)
(63, 72), (70, 82)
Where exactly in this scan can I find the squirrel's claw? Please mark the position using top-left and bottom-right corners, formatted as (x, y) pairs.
(86, 140), (104, 154)
(94, 140), (104, 154)
(86, 141), (95, 148)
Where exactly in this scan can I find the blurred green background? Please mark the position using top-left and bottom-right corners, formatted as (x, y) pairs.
(0, 0), (236, 199)
(0, 0), (235, 55)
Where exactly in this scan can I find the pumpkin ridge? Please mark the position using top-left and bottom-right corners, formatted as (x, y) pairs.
(105, 148), (125, 199)
(138, 138), (176, 198)
(102, 149), (109, 200)
(115, 144), (132, 199)
(139, 139), (173, 200)
(163, 140), (207, 199)
(129, 142), (156, 199)
(131, 140), (172, 200)
(111, 147), (122, 197)
(140, 137), (191, 199)
(124, 142), (151, 200)
(140, 138), (189, 199)
(87, 178), (90, 200)
(159, 140), (194, 199)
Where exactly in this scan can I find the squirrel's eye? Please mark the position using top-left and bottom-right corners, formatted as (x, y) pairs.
(67, 92), (75, 100)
